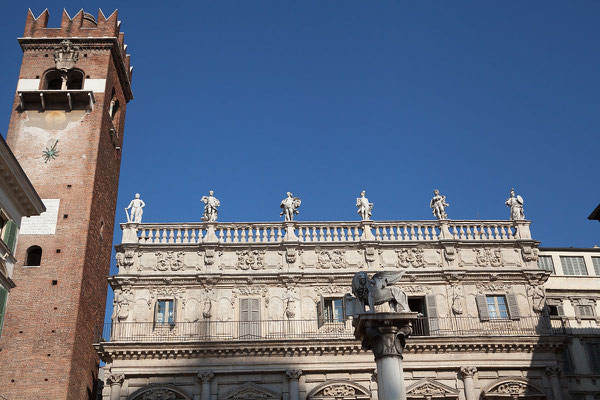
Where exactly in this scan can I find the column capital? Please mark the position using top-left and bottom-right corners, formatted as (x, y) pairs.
(460, 367), (477, 377)
(353, 312), (418, 360)
(286, 369), (302, 380)
(106, 373), (125, 386)
(545, 366), (562, 377)
(198, 371), (215, 382)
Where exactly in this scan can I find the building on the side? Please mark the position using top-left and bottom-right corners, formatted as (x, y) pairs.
(96, 204), (577, 400)
(537, 247), (600, 400)
(0, 9), (133, 400)
(0, 135), (45, 337)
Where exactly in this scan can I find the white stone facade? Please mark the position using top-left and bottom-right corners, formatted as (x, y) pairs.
(97, 219), (573, 400)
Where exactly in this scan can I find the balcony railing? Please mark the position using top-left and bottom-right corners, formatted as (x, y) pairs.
(97, 316), (567, 344)
(130, 220), (528, 245)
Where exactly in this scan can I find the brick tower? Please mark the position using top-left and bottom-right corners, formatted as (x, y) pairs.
(0, 9), (133, 399)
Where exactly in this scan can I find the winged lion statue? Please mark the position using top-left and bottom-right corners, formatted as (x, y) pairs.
(351, 271), (410, 313)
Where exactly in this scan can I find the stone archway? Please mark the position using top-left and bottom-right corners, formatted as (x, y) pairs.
(307, 380), (371, 400)
(482, 378), (546, 400)
(127, 384), (193, 400)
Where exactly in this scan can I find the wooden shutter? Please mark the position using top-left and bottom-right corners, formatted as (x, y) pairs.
(557, 304), (565, 316)
(240, 298), (249, 321)
(0, 287), (7, 336)
(476, 295), (490, 321)
(2, 220), (18, 253)
(170, 300), (176, 324)
(506, 293), (520, 320)
(317, 295), (324, 327)
(425, 295), (439, 334)
(250, 298), (260, 321)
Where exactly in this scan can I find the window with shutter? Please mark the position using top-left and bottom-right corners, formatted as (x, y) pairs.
(240, 298), (260, 338)
(2, 220), (18, 254)
(425, 295), (439, 334)
(560, 256), (588, 276)
(592, 257), (600, 276)
(0, 287), (7, 338)
(317, 296), (324, 327)
(155, 299), (175, 324)
(575, 305), (595, 319)
(476, 295), (490, 321)
(537, 256), (555, 273)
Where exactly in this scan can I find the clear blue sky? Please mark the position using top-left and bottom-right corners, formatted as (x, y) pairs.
(0, 2), (598, 320)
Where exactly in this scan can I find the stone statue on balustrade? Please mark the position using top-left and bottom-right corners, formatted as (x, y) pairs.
(356, 191), (373, 221)
(280, 192), (301, 222)
(125, 193), (145, 223)
(201, 190), (221, 222)
(430, 189), (449, 220)
(505, 188), (525, 220)
(352, 271), (411, 313)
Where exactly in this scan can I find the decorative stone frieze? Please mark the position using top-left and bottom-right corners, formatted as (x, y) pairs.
(475, 248), (502, 268)
(396, 247), (425, 268)
(155, 251), (185, 271)
(475, 282), (510, 294)
(236, 249), (265, 270)
(316, 248), (346, 269)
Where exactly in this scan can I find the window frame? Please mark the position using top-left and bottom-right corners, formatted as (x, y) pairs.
(323, 297), (345, 323)
(560, 256), (588, 276)
(592, 257), (600, 276)
(154, 298), (176, 326)
(486, 295), (510, 320)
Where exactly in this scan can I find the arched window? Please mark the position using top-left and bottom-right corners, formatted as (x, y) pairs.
(66, 69), (83, 89)
(26, 246), (42, 266)
(43, 70), (63, 90)
(42, 69), (84, 90)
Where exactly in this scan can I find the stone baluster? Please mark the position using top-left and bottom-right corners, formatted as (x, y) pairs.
(198, 371), (214, 400)
(107, 373), (125, 400)
(460, 367), (477, 400)
(545, 367), (564, 400)
(286, 369), (302, 400)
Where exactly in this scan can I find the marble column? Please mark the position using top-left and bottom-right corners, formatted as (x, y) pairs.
(286, 369), (302, 400)
(460, 367), (477, 400)
(353, 312), (418, 400)
(107, 373), (125, 400)
(198, 371), (214, 400)
(545, 367), (564, 400)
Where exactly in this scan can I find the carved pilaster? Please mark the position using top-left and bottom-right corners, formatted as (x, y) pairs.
(286, 370), (302, 400)
(107, 373), (125, 400)
(198, 371), (214, 400)
(460, 367), (477, 400)
(545, 367), (564, 400)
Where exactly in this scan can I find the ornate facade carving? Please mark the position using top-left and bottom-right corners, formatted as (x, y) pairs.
(286, 369), (302, 380)
(116, 249), (135, 272)
(198, 248), (221, 269)
(450, 283), (464, 315)
(476, 248), (502, 268)
(316, 248), (346, 269)
(197, 371), (214, 382)
(460, 366), (477, 377)
(396, 247), (425, 268)
(155, 251), (186, 271)
(401, 285), (431, 293)
(483, 378), (544, 399)
(476, 282), (510, 294)
(406, 378), (460, 399)
(54, 40), (79, 71)
(527, 284), (546, 314)
(307, 381), (371, 400)
(236, 249), (265, 270)
(521, 246), (539, 262)
(112, 288), (134, 321)
(142, 389), (178, 400)
(106, 373), (125, 386)
(221, 382), (280, 399)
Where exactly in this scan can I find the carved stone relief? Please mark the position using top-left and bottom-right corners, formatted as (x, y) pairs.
(112, 288), (134, 321)
(236, 249), (266, 270)
(116, 249), (135, 272)
(475, 282), (510, 294)
(527, 284), (545, 314)
(521, 246), (539, 262)
(198, 248), (221, 270)
(475, 248), (502, 268)
(233, 286), (269, 308)
(155, 251), (186, 271)
(316, 248), (345, 269)
(450, 283), (464, 315)
(396, 247), (426, 268)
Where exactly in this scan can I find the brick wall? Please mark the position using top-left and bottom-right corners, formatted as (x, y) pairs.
(0, 9), (131, 400)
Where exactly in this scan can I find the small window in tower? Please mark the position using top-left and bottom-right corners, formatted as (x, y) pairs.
(43, 69), (63, 90)
(66, 70), (83, 90)
(26, 246), (42, 266)
(110, 99), (120, 120)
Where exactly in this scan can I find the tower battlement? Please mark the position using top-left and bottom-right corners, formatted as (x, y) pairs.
(21, 9), (133, 98)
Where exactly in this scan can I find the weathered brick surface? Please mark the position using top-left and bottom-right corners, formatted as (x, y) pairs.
(0, 9), (131, 400)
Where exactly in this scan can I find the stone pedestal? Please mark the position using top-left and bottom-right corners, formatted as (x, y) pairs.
(203, 223), (220, 243)
(121, 222), (139, 244)
(353, 312), (418, 400)
(360, 221), (375, 241)
(283, 222), (298, 242)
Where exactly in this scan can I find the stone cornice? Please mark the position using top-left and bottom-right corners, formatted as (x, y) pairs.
(96, 336), (566, 362)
